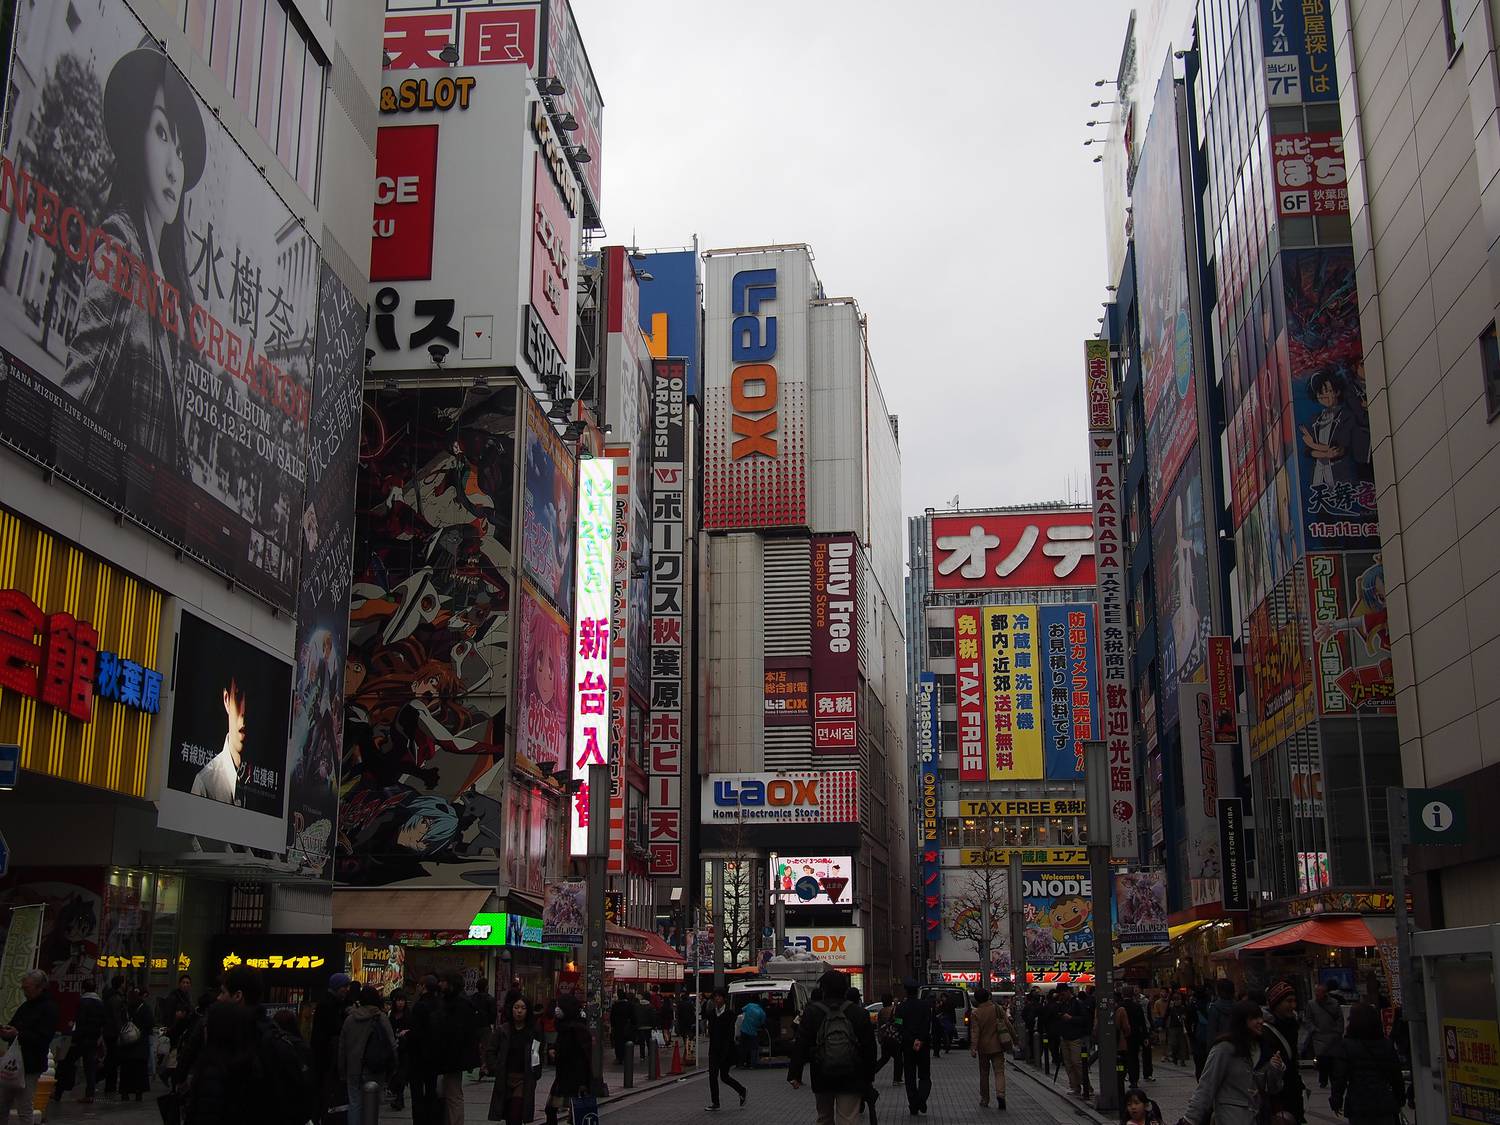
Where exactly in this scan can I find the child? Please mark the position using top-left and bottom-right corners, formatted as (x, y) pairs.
(1124, 1086), (1165, 1125)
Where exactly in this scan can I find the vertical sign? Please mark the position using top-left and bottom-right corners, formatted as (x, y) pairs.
(1218, 797), (1249, 910)
(1208, 636), (1237, 743)
(915, 673), (943, 945)
(983, 607), (1043, 779)
(1040, 603), (1099, 780)
(954, 607), (988, 781)
(648, 359), (687, 877)
(606, 451), (632, 875)
(571, 457), (615, 855)
(811, 535), (859, 752)
(1085, 338), (1137, 860)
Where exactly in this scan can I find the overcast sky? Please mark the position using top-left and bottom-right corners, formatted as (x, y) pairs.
(571, 0), (1133, 522)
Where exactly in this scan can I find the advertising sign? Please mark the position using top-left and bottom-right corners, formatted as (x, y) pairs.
(1086, 340), (1136, 860)
(958, 799), (1087, 818)
(383, 3), (540, 71)
(701, 771), (858, 825)
(638, 250), (702, 398)
(1039, 603), (1098, 780)
(1247, 570), (1316, 759)
(1284, 248), (1376, 550)
(0, 904), (43, 1025)
(1218, 797), (1250, 910)
(541, 878), (586, 946)
(1113, 869), (1169, 947)
(982, 606), (1043, 780)
(930, 512), (1096, 592)
(1207, 635), (1237, 743)
(160, 611), (293, 851)
(1273, 133), (1348, 217)
(763, 661), (811, 725)
(960, 848), (1089, 868)
(520, 395), (577, 618)
(605, 450), (630, 876)
(371, 123), (440, 282)
(1152, 447), (1212, 710)
(784, 927), (864, 968)
(1307, 552), (1393, 715)
(1177, 683), (1234, 908)
(954, 607), (988, 781)
(702, 248), (810, 530)
(570, 457), (614, 855)
(812, 534), (859, 752)
(1443, 1018), (1500, 1125)
(915, 673), (943, 942)
(530, 153), (572, 362)
(1022, 870), (1094, 968)
(541, 0), (605, 224)
(770, 855), (853, 906)
(0, 9), (318, 611)
(514, 582), (569, 774)
(286, 265), (365, 876)
(648, 357), (688, 876)
(1261, 0), (1339, 105)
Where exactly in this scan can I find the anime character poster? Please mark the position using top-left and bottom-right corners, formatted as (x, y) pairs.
(1283, 248), (1377, 550)
(0, 868), (104, 1023)
(520, 397), (576, 619)
(541, 879), (585, 946)
(339, 385), (517, 887)
(1113, 869), (1169, 947)
(1151, 449), (1211, 713)
(513, 581), (569, 774)
(1308, 551), (1395, 715)
(1022, 870), (1094, 967)
(286, 264), (365, 877)
(0, 0), (318, 610)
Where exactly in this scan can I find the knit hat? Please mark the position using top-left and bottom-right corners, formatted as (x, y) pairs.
(328, 972), (352, 991)
(1267, 981), (1296, 1009)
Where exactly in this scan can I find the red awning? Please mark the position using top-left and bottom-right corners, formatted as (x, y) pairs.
(605, 926), (684, 963)
(1238, 915), (1386, 952)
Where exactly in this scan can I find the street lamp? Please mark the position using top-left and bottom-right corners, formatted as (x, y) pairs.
(1085, 740), (1119, 1113)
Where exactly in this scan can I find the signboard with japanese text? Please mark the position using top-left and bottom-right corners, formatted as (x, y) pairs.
(702, 248), (810, 530)
(530, 152), (573, 363)
(1442, 1018), (1500, 1125)
(371, 124), (440, 282)
(540, 0), (605, 226)
(763, 661), (810, 725)
(0, 510), (164, 797)
(647, 357), (688, 876)
(1307, 552), (1394, 716)
(1208, 635), (1237, 743)
(982, 606), (1043, 780)
(515, 582), (570, 774)
(1085, 337), (1113, 431)
(916, 673), (942, 943)
(570, 457), (614, 855)
(960, 848), (1090, 868)
(1085, 339), (1137, 860)
(702, 771), (858, 825)
(1177, 683), (1233, 908)
(0, 5), (318, 611)
(209, 934), (344, 986)
(1022, 871), (1094, 967)
(930, 511), (1096, 592)
(1153, 446), (1212, 714)
(1273, 133), (1348, 217)
(1260, 0), (1338, 105)
(812, 534), (859, 753)
(383, 2), (540, 70)
(521, 394), (577, 618)
(954, 607), (988, 781)
(1247, 567), (1316, 759)
(638, 251), (702, 398)
(160, 610), (293, 851)
(1039, 603), (1098, 780)
(604, 450), (631, 876)
(958, 799), (1087, 818)
(770, 855), (853, 907)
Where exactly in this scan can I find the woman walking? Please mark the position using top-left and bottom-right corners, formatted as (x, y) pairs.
(1176, 1001), (1286, 1125)
(545, 995), (593, 1125)
(487, 994), (541, 1125)
(1166, 992), (1191, 1066)
(388, 989), (412, 1112)
(1328, 1003), (1404, 1125)
(116, 987), (153, 1102)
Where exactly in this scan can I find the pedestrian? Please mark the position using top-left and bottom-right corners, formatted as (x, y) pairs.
(1117, 986), (1151, 1090)
(487, 993), (540, 1125)
(102, 973), (127, 1095)
(52, 976), (105, 1105)
(1150, 992), (1168, 1041)
(1188, 986), (1212, 1078)
(1137, 989), (1155, 1081)
(1327, 1002), (1404, 1125)
(659, 992), (675, 1046)
(1022, 989), (1043, 1066)
(936, 994), (956, 1057)
(969, 987), (1017, 1110)
(203, 964), (320, 1125)
(1123, 1086), (1166, 1125)
(1166, 992), (1191, 1066)
(895, 976), (933, 1114)
(1261, 981), (1308, 1123)
(1177, 1000), (1286, 1125)
(788, 969), (877, 1125)
(472, 977), (498, 1077)
(635, 990), (656, 1062)
(339, 986), (398, 1125)
(1306, 983), (1344, 1089)
(704, 987), (747, 1111)
(1204, 979), (1236, 1047)
(873, 993), (903, 1085)
(676, 990), (696, 1046)
(116, 984), (153, 1101)
(738, 996), (767, 1068)
(438, 970), (480, 1125)
(183, 1000), (263, 1125)
(1055, 983), (1091, 1097)
(0, 969), (59, 1121)
(408, 975), (443, 1125)
(609, 989), (637, 1066)
(312, 972), (354, 1114)
(543, 994), (592, 1125)
(388, 988), (413, 1111)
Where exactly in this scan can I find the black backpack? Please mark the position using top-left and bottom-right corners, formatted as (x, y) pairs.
(256, 1027), (319, 1125)
(811, 1001), (862, 1083)
(362, 1020), (396, 1077)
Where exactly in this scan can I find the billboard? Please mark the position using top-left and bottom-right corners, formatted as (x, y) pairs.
(982, 606), (1043, 780)
(514, 581), (569, 774)
(160, 611), (293, 850)
(383, 3), (541, 71)
(569, 456), (614, 855)
(763, 661), (811, 725)
(1086, 339), (1136, 860)
(286, 265), (366, 876)
(770, 855), (854, 907)
(341, 384), (516, 886)
(540, 0), (605, 224)
(1273, 133), (1348, 218)
(647, 357), (688, 876)
(702, 248), (810, 530)
(916, 673), (943, 943)
(604, 450), (630, 876)
(541, 878), (585, 946)
(1039, 603), (1098, 780)
(1022, 870), (1094, 968)
(1134, 62), (1198, 516)
(812, 534), (859, 752)
(1307, 551), (1394, 716)
(520, 394), (577, 618)
(638, 250), (702, 398)
(955, 606), (987, 780)
(701, 771), (859, 825)
(0, 9), (319, 611)
(1247, 568), (1316, 758)
(1283, 248), (1376, 550)
(1207, 635), (1237, 743)
(930, 512), (1097, 592)
(784, 927), (864, 968)
(1113, 869), (1169, 947)
(1152, 445), (1212, 712)
(1177, 683), (1235, 908)
(1260, 0), (1339, 104)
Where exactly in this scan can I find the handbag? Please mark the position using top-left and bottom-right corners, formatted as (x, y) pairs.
(530, 1039), (542, 1070)
(119, 1019), (142, 1047)
(0, 1039), (24, 1091)
(571, 1094), (599, 1125)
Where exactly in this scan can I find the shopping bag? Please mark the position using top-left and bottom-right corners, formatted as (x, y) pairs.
(571, 1094), (599, 1125)
(118, 1020), (142, 1047)
(0, 1039), (24, 1091)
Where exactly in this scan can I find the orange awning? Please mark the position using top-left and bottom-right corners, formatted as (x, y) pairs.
(1238, 915), (1388, 952)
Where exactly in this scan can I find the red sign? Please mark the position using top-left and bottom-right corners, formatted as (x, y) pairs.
(1207, 636), (1236, 744)
(530, 154), (571, 359)
(931, 511), (1097, 592)
(954, 607), (987, 780)
(383, 7), (538, 70)
(811, 535), (858, 753)
(371, 125), (439, 282)
(1085, 339), (1112, 431)
(813, 693), (857, 751)
(1273, 132), (1348, 217)
(0, 589), (98, 722)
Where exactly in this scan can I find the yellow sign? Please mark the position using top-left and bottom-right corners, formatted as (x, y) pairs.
(959, 799), (1086, 818)
(100, 953), (191, 971)
(220, 953), (326, 971)
(960, 847), (1089, 867)
(983, 605), (1043, 779)
(1444, 1018), (1500, 1125)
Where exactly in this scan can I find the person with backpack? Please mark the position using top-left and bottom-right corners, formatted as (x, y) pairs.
(182, 1000), (262, 1125)
(202, 965), (319, 1125)
(894, 976), (934, 1115)
(738, 998), (767, 1068)
(338, 986), (398, 1125)
(486, 994), (540, 1125)
(704, 987), (747, 1110)
(788, 969), (877, 1125)
(1326, 1002), (1404, 1125)
(1177, 1000), (1285, 1125)
(312, 972), (354, 1116)
(969, 988), (1017, 1110)
(1261, 981), (1308, 1123)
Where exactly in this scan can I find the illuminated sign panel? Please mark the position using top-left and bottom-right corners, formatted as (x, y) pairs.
(570, 457), (615, 855)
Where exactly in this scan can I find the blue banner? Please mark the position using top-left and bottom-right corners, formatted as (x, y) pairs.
(1040, 604), (1100, 780)
(636, 249), (702, 398)
(1260, 0), (1338, 104)
(915, 673), (943, 944)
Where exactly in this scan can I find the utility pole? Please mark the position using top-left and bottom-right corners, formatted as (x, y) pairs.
(1085, 740), (1119, 1114)
(712, 857), (726, 991)
(586, 762), (609, 1093)
(1386, 789), (1428, 1067)
(1008, 854), (1025, 995)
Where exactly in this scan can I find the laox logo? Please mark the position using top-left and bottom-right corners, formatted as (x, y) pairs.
(789, 934), (847, 954)
(729, 268), (777, 459)
(713, 777), (817, 807)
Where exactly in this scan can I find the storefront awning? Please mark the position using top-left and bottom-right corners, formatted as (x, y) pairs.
(1115, 943), (1167, 968)
(1168, 920), (1209, 941)
(334, 888), (495, 934)
(1216, 915), (1394, 957)
(605, 925), (684, 963)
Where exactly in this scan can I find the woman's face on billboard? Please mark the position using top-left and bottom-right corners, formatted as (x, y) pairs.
(143, 86), (185, 230)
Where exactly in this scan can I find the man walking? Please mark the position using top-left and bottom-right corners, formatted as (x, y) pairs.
(0, 969), (58, 1122)
(895, 977), (933, 1114)
(1055, 983), (1091, 1097)
(437, 971), (479, 1125)
(704, 987), (747, 1111)
(737, 997), (766, 1068)
(969, 988), (1016, 1110)
(1306, 984), (1343, 1088)
(408, 976), (443, 1125)
(610, 989), (637, 1066)
(789, 969), (877, 1125)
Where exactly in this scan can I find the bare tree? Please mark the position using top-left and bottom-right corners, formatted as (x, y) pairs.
(722, 812), (754, 968)
(947, 866), (1008, 986)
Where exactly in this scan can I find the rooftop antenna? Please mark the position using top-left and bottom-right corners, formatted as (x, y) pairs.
(948, 494), (960, 512)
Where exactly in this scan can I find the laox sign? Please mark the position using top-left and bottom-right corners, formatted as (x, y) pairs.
(788, 934), (848, 954)
(713, 776), (818, 808)
(729, 268), (778, 459)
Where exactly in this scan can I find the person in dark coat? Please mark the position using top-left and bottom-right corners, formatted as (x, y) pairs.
(54, 978), (106, 1104)
(675, 992), (696, 1043)
(102, 974), (128, 1094)
(183, 1002), (262, 1125)
(788, 970), (878, 1125)
(703, 987), (747, 1110)
(437, 971), (479, 1125)
(1328, 1003), (1404, 1125)
(486, 994), (539, 1125)
(609, 990), (637, 1065)
(388, 989), (413, 1111)
(544, 995), (593, 1125)
(0, 969), (59, 1119)
(311, 972), (354, 1112)
(895, 977), (934, 1114)
(407, 976), (443, 1125)
(1261, 981), (1309, 1123)
(116, 986), (154, 1101)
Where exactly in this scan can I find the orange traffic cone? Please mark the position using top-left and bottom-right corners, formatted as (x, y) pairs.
(670, 1040), (683, 1075)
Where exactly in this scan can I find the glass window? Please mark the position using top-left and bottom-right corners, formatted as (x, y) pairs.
(1315, 213), (1352, 245)
(235, 0), (266, 119)
(935, 673), (956, 706)
(1281, 216), (1316, 247)
(927, 627), (955, 659)
(1305, 103), (1341, 132)
(278, 26), (304, 162)
(1482, 321), (1500, 420)
(1323, 721), (1371, 885)
(1269, 107), (1304, 136)
(210, 0), (239, 85)
(297, 47), (323, 199)
(256, 0), (286, 148)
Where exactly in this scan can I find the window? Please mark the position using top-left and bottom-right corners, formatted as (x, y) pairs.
(1481, 322), (1500, 420)
(935, 673), (956, 706)
(927, 627), (955, 659)
(1440, 0), (1460, 62)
